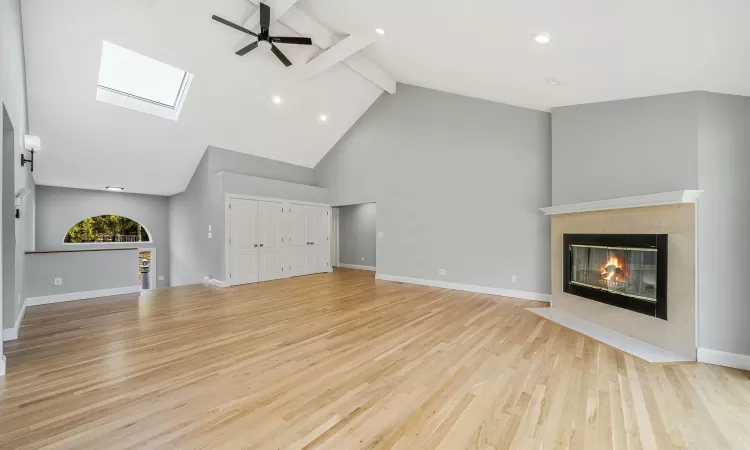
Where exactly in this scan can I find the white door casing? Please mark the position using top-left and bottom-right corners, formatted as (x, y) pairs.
(228, 198), (259, 285)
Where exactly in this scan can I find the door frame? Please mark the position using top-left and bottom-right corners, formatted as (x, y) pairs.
(224, 194), (331, 286)
(138, 247), (156, 289)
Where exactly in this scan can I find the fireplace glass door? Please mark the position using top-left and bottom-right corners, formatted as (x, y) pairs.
(570, 245), (658, 302)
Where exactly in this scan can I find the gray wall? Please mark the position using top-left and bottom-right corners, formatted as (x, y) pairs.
(35, 186), (170, 288)
(169, 147), (326, 286)
(338, 203), (376, 267)
(1, 0), (36, 334)
(25, 250), (139, 298)
(697, 92), (750, 357)
(551, 92), (701, 206)
(551, 91), (750, 360)
(315, 84), (552, 294)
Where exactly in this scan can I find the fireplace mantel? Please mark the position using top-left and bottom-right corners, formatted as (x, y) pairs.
(540, 190), (702, 216)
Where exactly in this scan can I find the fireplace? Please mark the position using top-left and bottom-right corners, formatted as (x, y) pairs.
(563, 234), (668, 320)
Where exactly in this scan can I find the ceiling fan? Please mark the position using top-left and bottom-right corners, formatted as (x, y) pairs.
(212, 3), (313, 67)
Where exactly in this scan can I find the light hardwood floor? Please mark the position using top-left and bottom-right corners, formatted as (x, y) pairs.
(1, 269), (749, 449)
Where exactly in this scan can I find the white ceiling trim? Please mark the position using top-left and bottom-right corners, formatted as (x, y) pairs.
(246, 0), (396, 94)
(297, 34), (373, 81)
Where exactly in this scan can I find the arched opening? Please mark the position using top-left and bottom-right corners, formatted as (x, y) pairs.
(63, 215), (152, 244)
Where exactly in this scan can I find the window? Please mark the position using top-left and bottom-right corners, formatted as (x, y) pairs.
(96, 41), (193, 120)
(64, 215), (152, 244)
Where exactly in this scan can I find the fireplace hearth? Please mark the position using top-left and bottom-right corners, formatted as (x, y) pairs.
(563, 234), (668, 320)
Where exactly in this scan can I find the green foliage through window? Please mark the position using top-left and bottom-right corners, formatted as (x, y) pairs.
(64, 215), (151, 243)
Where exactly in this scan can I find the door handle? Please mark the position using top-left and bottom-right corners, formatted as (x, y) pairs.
(254, 244), (258, 248)
(260, 244), (264, 247)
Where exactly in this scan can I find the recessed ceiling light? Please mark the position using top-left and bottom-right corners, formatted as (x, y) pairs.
(375, 28), (385, 35)
(106, 186), (124, 191)
(546, 78), (562, 86)
(534, 33), (551, 44)
(272, 95), (283, 105)
(319, 114), (328, 122)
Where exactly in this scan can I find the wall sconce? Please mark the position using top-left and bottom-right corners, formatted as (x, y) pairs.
(21, 135), (41, 172)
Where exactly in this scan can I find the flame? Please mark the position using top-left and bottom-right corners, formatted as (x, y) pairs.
(600, 256), (626, 283)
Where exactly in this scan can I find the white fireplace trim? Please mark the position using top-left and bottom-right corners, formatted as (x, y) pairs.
(527, 307), (693, 363)
(540, 190), (702, 216)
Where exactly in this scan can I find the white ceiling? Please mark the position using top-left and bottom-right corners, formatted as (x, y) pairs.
(22, 0), (384, 195)
(22, 0), (750, 195)
(302, 0), (750, 110)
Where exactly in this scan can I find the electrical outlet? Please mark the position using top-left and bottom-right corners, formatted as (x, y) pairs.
(54, 278), (63, 286)
(511, 275), (517, 283)
(158, 276), (165, 281)
(439, 269), (446, 276)
(208, 232), (213, 239)
(362, 257), (365, 262)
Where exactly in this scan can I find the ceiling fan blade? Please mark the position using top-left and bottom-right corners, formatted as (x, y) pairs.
(259, 3), (271, 34)
(236, 41), (259, 56)
(271, 36), (313, 45)
(270, 44), (292, 67)
(212, 15), (258, 37)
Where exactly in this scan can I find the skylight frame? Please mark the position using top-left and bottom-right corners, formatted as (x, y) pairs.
(95, 41), (194, 121)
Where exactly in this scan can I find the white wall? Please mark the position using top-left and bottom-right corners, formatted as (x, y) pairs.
(315, 84), (552, 295)
(35, 186), (170, 288)
(1, 0), (36, 342)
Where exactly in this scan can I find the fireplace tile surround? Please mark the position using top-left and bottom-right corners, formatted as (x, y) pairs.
(543, 194), (698, 360)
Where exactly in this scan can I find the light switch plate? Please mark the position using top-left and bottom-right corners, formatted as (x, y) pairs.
(158, 276), (165, 281)
(361, 257), (365, 262)
(378, 232), (384, 238)
(208, 225), (212, 231)
(54, 278), (63, 286)
(439, 269), (446, 276)
(511, 275), (517, 283)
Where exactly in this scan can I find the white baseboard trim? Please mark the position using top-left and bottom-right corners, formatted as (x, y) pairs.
(0, 355), (5, 377)
(26, 286), (141, 307)
(203, 277), (228, 288)
(2, 299), (28, 341)
(375, 274), (551, 302)
(528, 307), (692, 363)
(338, 264), (376, 272)
(697, 347), (750, 371)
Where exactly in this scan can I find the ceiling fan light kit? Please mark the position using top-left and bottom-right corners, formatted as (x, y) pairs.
(212, 2), (313, 67)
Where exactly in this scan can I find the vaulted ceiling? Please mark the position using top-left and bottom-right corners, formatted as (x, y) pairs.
(22, 0), (750, 195)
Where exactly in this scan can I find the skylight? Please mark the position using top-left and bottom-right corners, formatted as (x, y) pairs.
(96, 41), (193, 120)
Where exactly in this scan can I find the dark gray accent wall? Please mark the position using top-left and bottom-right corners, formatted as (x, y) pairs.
(315, 84), (552, 295)
(551, 92), (701, 206)
(35, 186), (170, 288)
(697, 92), (750, 357)
(338, 203), (377, 267)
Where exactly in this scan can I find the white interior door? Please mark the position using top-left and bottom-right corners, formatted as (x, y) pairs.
(310, 207), (330, 273)
(291, 204), (308, 276)
(258, 201), (285, 282)
(228, 198), (258, 285)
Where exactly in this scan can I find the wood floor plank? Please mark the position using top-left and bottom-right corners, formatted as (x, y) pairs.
(0, 268), (748, 449)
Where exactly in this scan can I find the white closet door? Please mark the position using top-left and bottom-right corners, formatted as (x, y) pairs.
(258, 201), (285, 282)
(304, 206), (318, 274)
(291, 204), (308, 275)
(228, 198), (258, 285)
(310, 207), (330, 273)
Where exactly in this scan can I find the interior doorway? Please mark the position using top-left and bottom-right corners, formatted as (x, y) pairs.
(138, 248), (156, 289)
(2, 106), (16, 330)
(332, 203), (376, 271)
